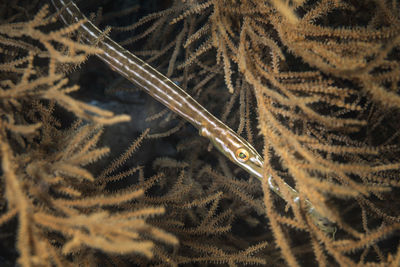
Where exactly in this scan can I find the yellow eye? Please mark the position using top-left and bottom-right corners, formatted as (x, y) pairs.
(235, 148), (249, 162)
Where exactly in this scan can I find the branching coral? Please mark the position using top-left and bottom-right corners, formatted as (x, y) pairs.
(114, 0), (400, 265)
(0, 4), (174, 266)
(2, 0), (400, 266)
(0, 2), (270, 266)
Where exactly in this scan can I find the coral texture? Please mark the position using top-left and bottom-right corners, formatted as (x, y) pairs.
(1, 0), (400, 266)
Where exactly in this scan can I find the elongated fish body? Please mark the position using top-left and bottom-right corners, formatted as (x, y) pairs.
(50, 0), (335, 235)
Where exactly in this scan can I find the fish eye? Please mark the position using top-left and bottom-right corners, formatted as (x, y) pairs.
(235, 148), (250, 162)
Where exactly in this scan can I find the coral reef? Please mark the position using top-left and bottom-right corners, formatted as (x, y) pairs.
(1, 0), (400, 266)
